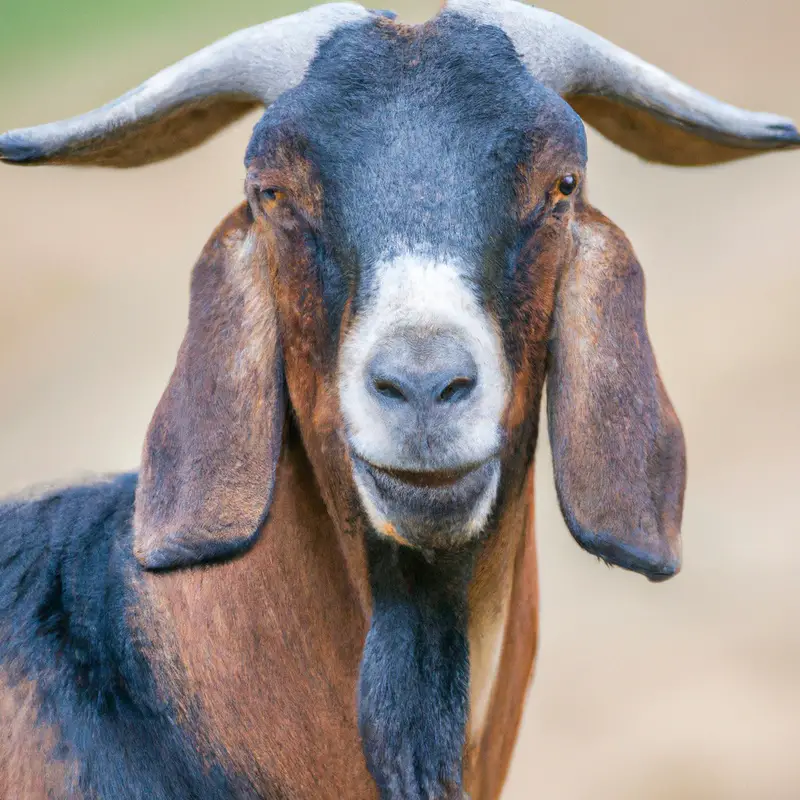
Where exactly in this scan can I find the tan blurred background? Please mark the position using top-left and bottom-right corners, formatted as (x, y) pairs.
(1, 1), (799, 798)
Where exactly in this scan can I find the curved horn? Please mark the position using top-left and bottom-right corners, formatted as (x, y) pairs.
(447, 0), (800, 166)
(0, 3), (370, 168)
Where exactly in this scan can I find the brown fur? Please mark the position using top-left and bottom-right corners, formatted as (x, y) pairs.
(129, 193), (681, 797)
(548, 205), (686, 573)
(85, 117), (682, 797)
(0, 180), (683, 796)
(252, 147), (372, 611)
(128, 160), (555, 795)
(464, 468), (538, 799)
(133, 169), (375, 796)
(143, 431), (375, 798)
(507, 147), (582, 420)
(140, 430), (540, 799)
(467, 472), (539, 800)
(0, 5), (765, 796)
(374, 14), (421, 43)
(134, 203), (286, 570)
(0, 675), (79, 799)
(459, 149), (579, 797)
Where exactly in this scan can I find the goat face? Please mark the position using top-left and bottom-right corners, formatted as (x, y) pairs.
(243, 18), (585, 550)
(3, 1), (797, 576)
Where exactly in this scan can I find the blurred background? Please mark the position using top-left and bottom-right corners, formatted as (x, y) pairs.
(1, 1), (799, 797)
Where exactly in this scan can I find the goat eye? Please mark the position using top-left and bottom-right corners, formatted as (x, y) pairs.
(558, 174), (577, 195)
(261, 187), (280, 202)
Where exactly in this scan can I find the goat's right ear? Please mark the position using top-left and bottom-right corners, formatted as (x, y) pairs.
(133, 203), (286, 570)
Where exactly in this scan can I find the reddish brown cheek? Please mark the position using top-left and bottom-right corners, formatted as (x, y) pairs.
(260, 222), (348, 472)
(273, 252), (359, 535)
(506, 152), (577, 438)
(502, 227), (564, 436)
(250, 141), (339, 421)
(252, 139), (360, 524)
(256, 235), (316, 417)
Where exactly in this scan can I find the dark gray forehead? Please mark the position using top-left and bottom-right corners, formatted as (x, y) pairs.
(247, 12), (586, 265)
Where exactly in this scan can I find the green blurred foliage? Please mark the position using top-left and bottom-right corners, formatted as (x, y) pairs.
(0, 0), (304, 71)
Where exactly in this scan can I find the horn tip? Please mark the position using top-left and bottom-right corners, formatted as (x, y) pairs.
(748, 113), (800, 147)
(766, 119), (800, 145)
(0, 132), (47, 165)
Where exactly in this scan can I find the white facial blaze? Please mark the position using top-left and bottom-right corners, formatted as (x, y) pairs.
(338, 253), (510, 538)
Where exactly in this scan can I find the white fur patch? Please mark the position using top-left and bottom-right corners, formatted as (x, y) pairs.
(338, 252), (509, 539)
(464, 466), (501, 537)
(339, 253), (509, 468)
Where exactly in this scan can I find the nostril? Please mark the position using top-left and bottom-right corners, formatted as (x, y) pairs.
(366, 338), (478, 409)
(438, 375), (477, 404)
(372, 377), (408, 403)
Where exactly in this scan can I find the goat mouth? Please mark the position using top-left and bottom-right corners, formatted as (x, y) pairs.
(352, 455), (495, 493)
(350, 454), (500, 548)
(368, 463), (483, 489)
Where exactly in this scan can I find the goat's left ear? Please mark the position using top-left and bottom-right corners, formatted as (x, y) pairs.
(547, 207), (686, 581)
(133, 203), (286, 570)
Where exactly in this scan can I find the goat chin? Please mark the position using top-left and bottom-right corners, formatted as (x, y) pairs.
(350, 453), (501, 550)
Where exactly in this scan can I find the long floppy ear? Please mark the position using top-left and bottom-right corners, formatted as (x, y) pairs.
(133, 204), (286, 570)
(547, 207), (686, 581)
(446, 0), (800, 166)
(0, 3), (370, 168)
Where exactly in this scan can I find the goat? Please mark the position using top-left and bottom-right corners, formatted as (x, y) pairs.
(0, 1), (797, 798)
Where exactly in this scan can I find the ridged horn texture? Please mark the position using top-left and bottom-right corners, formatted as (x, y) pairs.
(0, 3), (370, 168)
(446, 0), (800, 165)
